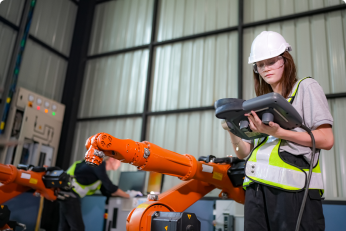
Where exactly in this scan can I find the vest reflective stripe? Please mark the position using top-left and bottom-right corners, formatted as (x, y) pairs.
(243, 137), (267, 188)
(305, 170), (324, 189)
(243, 170), (323, 190)
(243, 177), (252, 188)
(67, 161), (102, 198)
(254, 139), (259, 148)
(245, 135), (323, 190)
(246, 161), (306, 190)
(243, 77), (323, 191)
(71, 178), (101, 198)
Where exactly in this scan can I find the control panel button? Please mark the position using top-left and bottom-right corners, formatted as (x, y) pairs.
(44, 101), (50, 108)
(52, 104), (57, 111)
(37, 98), (42, 105)
(28, 95), (34, 102)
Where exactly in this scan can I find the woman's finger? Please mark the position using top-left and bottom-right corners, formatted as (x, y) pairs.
(248, 118), (257, 131)
(269, 121), (279, 128)
(247, 114), (258, 126)
(251, 111), (262, 124)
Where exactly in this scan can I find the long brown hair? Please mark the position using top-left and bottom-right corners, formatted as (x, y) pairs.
(253, 51), (297, 99)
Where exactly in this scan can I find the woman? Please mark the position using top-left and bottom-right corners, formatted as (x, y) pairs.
(227, 31), (334, 230)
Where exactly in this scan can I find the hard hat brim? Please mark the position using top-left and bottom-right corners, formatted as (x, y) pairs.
(248, 45), (292, 64)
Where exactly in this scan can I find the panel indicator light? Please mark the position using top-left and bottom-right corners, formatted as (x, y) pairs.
(28, 95), (34, 102)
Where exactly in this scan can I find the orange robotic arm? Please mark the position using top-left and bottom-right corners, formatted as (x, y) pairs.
(0, 163), (72, 204)
(0, 164), (57, 204)
(85, 132), (245, 231)
(0, 164), (72, 231)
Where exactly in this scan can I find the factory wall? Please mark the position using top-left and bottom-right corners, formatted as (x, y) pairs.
(71, 0), (346, 200)
(0, 0), (77, 102)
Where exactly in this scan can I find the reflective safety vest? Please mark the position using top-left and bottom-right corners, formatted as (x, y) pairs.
(243, 77), (324, 191)
(67, 160), (102, 198)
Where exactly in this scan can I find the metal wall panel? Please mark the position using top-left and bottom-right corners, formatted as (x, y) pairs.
(244, 0), (342, 23)
(0, 23), (16, 92)
(30, 0), (77, 56)
(319, 99), (338, 199)
(88, 0), (153, 55)
(328, 10), (346, 93)
(243, 11), (346, 100)
(147, 111), (235, 196)
(0, 0), (24, 25)
(71, 118), (142, 184)
(78, 50), (149, 118)
(325, 98), (346, 199)
(157, 0), (238, 42)
(17, 39), (68, 102)
(151, 32), (238, 111)
(320, 98), (346, 200)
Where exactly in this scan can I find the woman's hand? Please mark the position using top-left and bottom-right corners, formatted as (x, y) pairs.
(245, 111), (333, 150)
(245, 111), (283, 137)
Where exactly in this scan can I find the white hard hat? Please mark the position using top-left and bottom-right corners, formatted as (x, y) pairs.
(248, 31), (292, 64)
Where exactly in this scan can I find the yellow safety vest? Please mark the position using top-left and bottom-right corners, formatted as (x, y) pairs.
(67, 160), (102, 198)
(243, 77), (324, 191)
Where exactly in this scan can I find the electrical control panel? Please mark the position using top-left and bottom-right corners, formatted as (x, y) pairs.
(0, 87), (65, 167)
(15, 87), (64, 122)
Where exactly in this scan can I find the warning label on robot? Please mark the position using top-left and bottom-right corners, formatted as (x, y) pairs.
(137, 203), (149, 209)
(21, 173), (31, 179)
(202, 164), (213, 173)
(213, 172), (223, 180)
(29, 178), (38, 184)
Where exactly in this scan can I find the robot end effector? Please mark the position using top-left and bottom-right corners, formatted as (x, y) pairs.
(84, 134), (106, 166)
(84, 133), (129, 167)
(0, 164), (73, 204)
